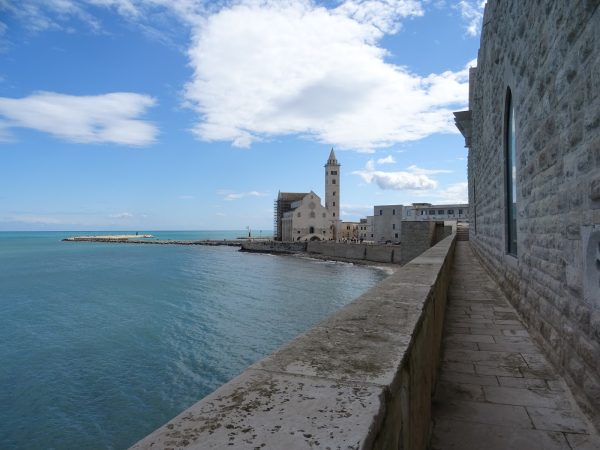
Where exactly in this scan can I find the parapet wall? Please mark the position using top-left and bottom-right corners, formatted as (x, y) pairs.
(131, 233), (457, 450)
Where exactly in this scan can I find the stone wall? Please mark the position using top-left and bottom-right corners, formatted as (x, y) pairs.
(399, 221), (437, 265)
(306, 240), (360, 259)
(243, 221), (440, 266)
(240, 241), (307, 253)
(130, 234), (457, 450)
(468, 0), (600, 426)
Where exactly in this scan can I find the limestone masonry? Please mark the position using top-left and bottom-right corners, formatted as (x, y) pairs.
(456, 0), (600, 427)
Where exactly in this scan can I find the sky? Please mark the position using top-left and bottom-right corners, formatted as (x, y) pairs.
(0, 0), (485, 231)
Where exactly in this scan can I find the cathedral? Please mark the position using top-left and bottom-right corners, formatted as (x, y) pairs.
(274, 149), (341, 242)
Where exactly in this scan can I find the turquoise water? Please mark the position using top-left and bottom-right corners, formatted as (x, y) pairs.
(0, 231), (386, 449)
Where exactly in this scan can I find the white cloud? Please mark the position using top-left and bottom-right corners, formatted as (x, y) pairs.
(340, 203), (372, 217)
(0, 91), (158, 145)
(352, 159), (447, 190)
(0, 0), (103, 33)
(457, 1), (485, 37)
(109, 212), (135, 219)
(218, 190), (268, 201)
(376, 154), (395, 164)
(434, 181), (468, 203)
(1, 0), (475, 151)
(404, 164), (451, 176)
(184, 1), (473, 150)
(334, 0), (423, 35)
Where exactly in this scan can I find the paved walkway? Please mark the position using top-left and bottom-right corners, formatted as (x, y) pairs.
(430, 242), (599, 450)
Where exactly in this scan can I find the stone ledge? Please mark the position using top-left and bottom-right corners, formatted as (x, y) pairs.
(131, 233), (457, 450)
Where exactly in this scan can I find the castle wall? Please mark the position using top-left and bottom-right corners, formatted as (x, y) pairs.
(468, 0), (600, 425)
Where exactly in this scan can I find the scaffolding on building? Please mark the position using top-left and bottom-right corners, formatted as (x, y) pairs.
(273, 192), (308, 241)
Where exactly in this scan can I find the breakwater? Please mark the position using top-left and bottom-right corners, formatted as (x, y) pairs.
(63, 237), (244, 246)
(131, 233), (457, 449)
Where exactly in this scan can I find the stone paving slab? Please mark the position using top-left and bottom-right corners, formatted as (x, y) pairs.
(430, 242), (599, 450)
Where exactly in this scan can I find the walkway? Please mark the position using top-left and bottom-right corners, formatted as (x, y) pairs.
(430, 242), (599, 450)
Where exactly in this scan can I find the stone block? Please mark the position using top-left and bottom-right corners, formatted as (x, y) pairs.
(430, 419), (569, 450)
(131, 369), (385, 450)
(527, 406), (589, 433)
(483, 386), (572, 409)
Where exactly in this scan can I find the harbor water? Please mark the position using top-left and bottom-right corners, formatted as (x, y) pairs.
(0, 231), (387, 449)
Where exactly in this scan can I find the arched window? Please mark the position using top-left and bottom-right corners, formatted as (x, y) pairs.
(309, 226), (315, 234)
(505, 88), (517, 255)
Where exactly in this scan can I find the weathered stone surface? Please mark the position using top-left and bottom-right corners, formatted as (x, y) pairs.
(431, 419), (570, 450)
(467, 0), (600, 426)
(131, 369), (385, 450)
(431, 242), (599, 449)
(527, 406), (590, 433)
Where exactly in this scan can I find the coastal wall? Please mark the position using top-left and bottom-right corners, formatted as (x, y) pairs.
(131, 233), (457, 450)
(242, 221), (442, 266)
(467, 0), (600, 424)
(240, 241), (307, 253)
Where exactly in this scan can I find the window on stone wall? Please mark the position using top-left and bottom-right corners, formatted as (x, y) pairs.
(505, 88), (518, 256)
(429, 210), (436, 215)
(448, 209), (454, 215)
(392, 224), (396, 230)
(459, 209), (463, 214)
(438, 210), (444, 215)
(332, 179), (336, 184)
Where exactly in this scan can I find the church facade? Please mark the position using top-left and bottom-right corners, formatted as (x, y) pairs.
(275, 149), (342, 242)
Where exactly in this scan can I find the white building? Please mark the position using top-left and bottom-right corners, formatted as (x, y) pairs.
(275, 149), (342, 241)
(358, 217), (373, 241)
(402, 203), (469, 221)
(281, 192), (331, 241)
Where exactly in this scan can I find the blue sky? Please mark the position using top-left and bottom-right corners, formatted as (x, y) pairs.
(0, 0), (484, 231)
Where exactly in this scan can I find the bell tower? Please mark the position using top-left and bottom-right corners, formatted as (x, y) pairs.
(325, 148), (340, 225)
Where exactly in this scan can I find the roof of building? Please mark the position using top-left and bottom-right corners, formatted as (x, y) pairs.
(326, 148), (339, 166)
(277, 192), (309, 201)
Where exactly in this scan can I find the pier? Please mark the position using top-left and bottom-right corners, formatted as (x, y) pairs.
(63, 236), (247, 246)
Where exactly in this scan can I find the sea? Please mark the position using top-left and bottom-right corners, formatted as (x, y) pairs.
(0, 231), (388, 449)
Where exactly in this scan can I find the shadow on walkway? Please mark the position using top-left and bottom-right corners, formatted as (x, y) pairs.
(430, 242), (599, 450)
